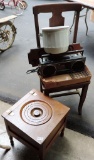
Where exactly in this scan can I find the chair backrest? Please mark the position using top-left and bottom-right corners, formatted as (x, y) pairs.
(33, 2), (82, 48)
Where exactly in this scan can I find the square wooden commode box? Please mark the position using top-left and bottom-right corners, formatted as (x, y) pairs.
(2, 89), (70, 160)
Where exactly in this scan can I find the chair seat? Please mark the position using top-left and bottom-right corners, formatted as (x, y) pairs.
(39, 65), (91, 115)
(40, 65), (91, 89)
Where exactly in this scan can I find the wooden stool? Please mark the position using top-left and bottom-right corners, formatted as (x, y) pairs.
(2, 89), (70, 160)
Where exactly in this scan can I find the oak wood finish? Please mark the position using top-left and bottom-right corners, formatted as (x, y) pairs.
(2, 89), (70, 160)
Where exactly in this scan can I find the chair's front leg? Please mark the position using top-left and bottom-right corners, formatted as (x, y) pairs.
(78, 83), (89, 115)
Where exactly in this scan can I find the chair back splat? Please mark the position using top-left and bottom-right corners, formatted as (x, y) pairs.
(33, 2), (82, 47)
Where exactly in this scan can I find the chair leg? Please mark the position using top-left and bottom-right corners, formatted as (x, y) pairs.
(40, 80), (43, 92)
(70, 8), (89, 36)
(85, 8), (89, 35)
(78, 84), (89, 115)
(60, 128), (64, 137)
(70, 11), (76, 33)
(44, 90), (49, 96)
(9, 136), (14, 146)
(40, 80), (49, 96)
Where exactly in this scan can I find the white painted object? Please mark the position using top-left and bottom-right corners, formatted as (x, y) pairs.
(42, 26), (69, 54)
(0, 144), (11, 150)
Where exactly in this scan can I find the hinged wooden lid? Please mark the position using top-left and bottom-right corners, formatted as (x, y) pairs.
(2, 89), (70, 144)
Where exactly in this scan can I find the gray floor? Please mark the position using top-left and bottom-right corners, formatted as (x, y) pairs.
(0, 0), (94, 138)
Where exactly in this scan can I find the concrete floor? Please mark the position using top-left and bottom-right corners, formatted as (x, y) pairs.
(0, 100), (94, 160)
(0, 0), (94, 139)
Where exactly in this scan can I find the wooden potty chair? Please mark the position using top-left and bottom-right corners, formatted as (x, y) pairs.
(2, 89), (70, 160)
